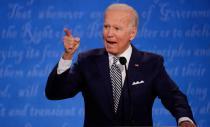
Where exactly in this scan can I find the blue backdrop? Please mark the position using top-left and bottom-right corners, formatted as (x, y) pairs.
(0, 0), (210, 126)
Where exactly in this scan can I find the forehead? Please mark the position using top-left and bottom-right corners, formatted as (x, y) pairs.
(104, 9), (131, 24)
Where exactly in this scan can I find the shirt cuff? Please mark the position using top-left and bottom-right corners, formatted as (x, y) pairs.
(178, 117), (194, 125)
(57, 57), (72, 74)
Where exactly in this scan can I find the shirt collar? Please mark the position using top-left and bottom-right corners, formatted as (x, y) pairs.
(108, 44), (132, 68)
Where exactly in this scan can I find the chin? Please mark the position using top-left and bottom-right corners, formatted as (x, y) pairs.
(105, 48), (116, 55)
(104, 44), (119, 55)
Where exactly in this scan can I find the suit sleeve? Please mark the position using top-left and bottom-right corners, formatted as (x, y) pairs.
(45, 54), (84, 100)
(154, 56), (195, 124)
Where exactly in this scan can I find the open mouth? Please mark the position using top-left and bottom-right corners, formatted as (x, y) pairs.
(107, 40), (117, 44)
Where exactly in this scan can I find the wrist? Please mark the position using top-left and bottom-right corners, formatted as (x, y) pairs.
(179, 121), (196, 127)
(62, 52), (73, 60)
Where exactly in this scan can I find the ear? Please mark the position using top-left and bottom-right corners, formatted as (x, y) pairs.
(129, 27), (137, 41)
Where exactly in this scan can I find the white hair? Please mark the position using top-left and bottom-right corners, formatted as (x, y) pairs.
(105, 3), (139, 29)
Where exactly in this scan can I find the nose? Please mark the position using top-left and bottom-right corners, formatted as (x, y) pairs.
(107, 28), (114, 38)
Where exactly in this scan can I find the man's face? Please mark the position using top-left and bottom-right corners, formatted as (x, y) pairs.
(103, 9), (136, 55)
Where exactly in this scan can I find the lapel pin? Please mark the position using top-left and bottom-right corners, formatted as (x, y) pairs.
(134, 64), (139, 67)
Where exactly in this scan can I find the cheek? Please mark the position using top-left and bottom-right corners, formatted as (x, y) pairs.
(103, 31), (106, 38)
(118, 35), (131, 48)
(118, 33), (130, 43)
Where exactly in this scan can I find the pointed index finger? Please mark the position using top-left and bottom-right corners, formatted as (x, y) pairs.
(64, 28), (71, 37)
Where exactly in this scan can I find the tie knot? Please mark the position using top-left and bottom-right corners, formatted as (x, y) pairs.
(113, 57), (118, 64)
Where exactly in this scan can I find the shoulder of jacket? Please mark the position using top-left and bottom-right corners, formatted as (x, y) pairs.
(136, 50), (164, 63)
(78, 48), (106, 59)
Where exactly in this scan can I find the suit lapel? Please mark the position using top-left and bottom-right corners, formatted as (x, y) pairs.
(126, 46), (145, 120)
(95, 49), (115, 118)
(127, 46), (145, 86)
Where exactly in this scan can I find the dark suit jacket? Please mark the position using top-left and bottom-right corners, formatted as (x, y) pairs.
(45, 46), (195, 126)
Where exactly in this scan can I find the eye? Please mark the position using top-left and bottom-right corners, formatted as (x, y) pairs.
(104, 24), (109, 29)
(114, 26), (121, 31)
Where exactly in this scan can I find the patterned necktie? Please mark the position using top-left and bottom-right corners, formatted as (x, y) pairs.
(110, 57), (122, 113)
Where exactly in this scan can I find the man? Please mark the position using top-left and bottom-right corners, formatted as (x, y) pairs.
(45, 3), (196, 127)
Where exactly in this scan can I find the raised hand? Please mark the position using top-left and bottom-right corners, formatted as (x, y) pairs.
(62, 28), (80, 60)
